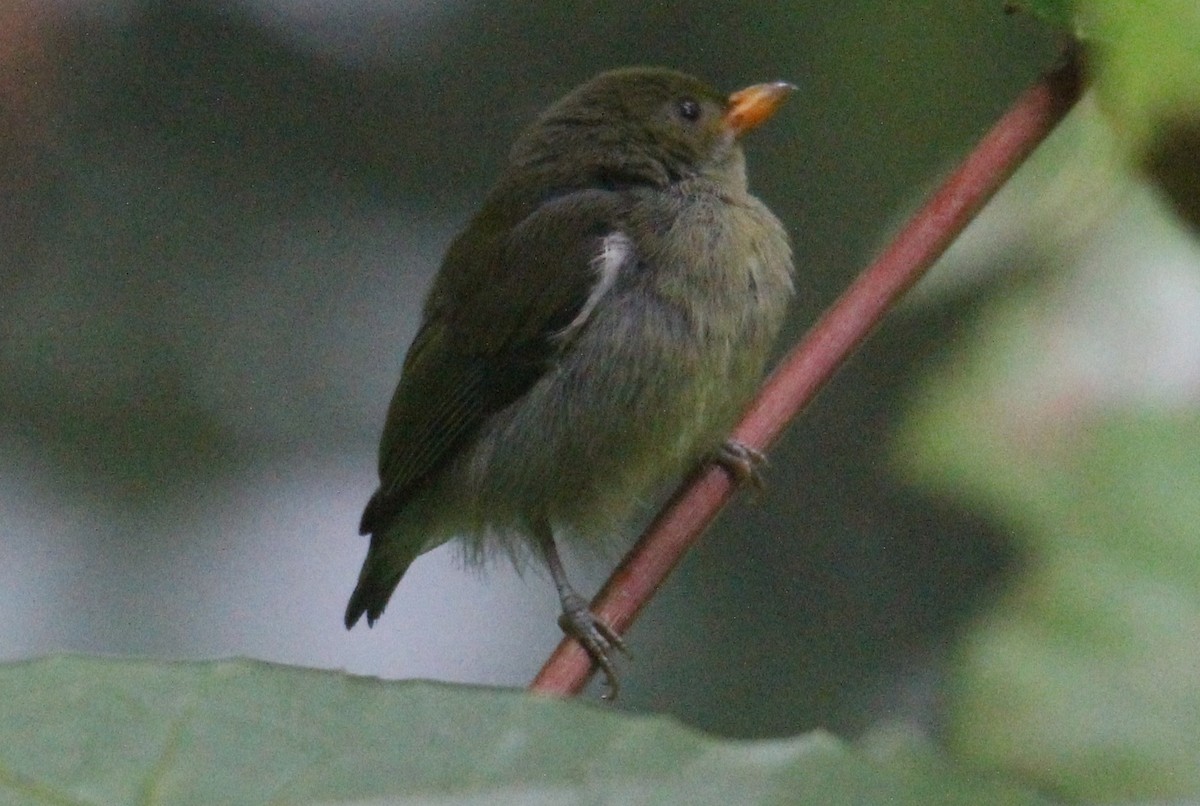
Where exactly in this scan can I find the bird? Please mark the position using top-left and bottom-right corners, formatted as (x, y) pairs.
(345, 67), (795, 697)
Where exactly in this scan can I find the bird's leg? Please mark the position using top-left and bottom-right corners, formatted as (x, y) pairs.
(714, 438), (768, 490)
(536, 525), (628, 700)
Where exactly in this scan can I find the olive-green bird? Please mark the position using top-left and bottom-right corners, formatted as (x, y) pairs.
(346, 67), (795, 696)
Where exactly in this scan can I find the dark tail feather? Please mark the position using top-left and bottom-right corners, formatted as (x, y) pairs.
(344, 534), (412, 629)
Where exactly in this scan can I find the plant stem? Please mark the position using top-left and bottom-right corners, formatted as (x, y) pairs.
(529, 54), (1084, 698)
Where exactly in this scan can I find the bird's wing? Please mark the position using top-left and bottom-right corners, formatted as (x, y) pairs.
(359, 187), (629, 535)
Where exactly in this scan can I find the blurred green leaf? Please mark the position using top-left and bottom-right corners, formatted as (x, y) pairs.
(1081, 0), (1200, 227)
(1084, 0), (1200, 141)
(0, 656), (1052, 805)
(953, 417), (1200, 800)
(897, 247), (1200, 800)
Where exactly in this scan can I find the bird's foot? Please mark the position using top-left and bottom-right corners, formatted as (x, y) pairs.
(715, 438), (767, 490)
(557, 592), (628, 701)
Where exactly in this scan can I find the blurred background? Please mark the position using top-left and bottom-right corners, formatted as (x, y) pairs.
(7, 0), (1193, 760)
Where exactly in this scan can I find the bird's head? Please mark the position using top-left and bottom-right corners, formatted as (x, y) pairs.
(507, 67), (794, 191)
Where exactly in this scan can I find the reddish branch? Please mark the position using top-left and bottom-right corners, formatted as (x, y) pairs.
(529, 55), (1084, 698)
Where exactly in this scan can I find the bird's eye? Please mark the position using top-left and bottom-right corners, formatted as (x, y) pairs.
(676, 98), (701, 122)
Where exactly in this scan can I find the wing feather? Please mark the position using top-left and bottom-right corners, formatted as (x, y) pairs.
(360, 187), (631, 535)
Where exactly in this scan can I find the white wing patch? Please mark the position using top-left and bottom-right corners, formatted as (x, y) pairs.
(554, 231), (633, 344)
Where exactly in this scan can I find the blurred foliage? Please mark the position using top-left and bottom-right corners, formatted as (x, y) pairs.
(893, 3), (1200, 798)
(1084, 0), (1200, 150)
(0, 656), (1053, 805)
(1084, 0), (1200, 229)
(1009, 0), (1200, 228)
(900, 189), (1200, 798)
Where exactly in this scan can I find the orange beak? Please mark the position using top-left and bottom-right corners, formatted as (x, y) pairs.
(724, 81), (796, 137)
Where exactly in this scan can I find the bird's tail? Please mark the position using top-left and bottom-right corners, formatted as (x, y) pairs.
(343, 530), (415, 629)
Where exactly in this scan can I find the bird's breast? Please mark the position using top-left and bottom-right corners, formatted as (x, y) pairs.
(563, 188), (792, 458)
(625, 188), (793, 348)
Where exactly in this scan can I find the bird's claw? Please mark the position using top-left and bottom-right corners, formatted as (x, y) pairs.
(715, 439), (768, 490)
(557, 594), (628, 700)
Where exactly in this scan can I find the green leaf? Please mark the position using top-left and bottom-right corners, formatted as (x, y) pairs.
(0, 656), (1052, 805)
(1083, 0), (1200, 141)
(896, 203), (1200, 801)
(1081, 0), (1200, 227)
(944, 416), (1200, 800)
